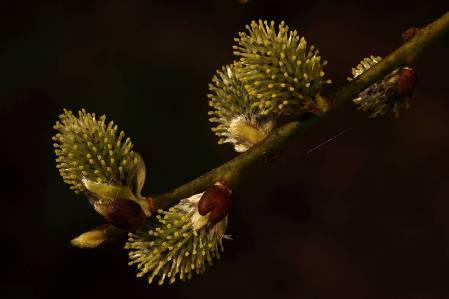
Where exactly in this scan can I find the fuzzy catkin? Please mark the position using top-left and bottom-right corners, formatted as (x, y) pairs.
(208, 64), (274, 152)
(233, 20), (331, 116)
(126, 193), (228, 285)
(350, 56), (412, 117)
(53, 109), (140, 194)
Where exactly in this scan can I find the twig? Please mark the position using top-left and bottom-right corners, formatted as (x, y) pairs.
(80, 10), (449, 245)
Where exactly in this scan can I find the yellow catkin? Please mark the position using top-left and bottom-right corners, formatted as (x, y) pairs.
(125, 193), (228, 285)
(233, 20), (331, 115)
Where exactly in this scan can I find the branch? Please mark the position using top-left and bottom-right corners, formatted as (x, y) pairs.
(75, 10), (449, 246)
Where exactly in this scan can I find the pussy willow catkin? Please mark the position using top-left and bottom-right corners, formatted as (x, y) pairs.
(233, 20), (332, 116)
(349, 56), (415, 117)
(53, 109), (150, 218)
(126, 193), (228, 285)
(208, 20), (332, 152)
(208, 64), (274, 152)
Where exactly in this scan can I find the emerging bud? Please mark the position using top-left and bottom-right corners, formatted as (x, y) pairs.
(71, 224), (114, 249)
(402, 27), (420, 43)
(125, 188), (231, 285)
(349, 56), (416, 118)
(198, 182), (232, 224)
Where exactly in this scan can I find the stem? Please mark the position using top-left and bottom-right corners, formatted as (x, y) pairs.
(154, 121), (301, 210)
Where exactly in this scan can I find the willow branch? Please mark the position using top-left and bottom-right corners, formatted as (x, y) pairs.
(78, 11), (449, 246)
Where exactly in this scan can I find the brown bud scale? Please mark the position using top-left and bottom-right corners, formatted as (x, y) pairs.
(398, 67), (417, 97)
(104, 199), (147, 231)
(402, 27), (420, 43)
(198, 183), (232, 224)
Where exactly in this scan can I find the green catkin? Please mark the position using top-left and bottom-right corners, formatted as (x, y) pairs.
(53, 109), (150, 216)
(349, 56), (412, 117)
(233, 20), (332, 116)
(53, 109), (141, 193)
(208, 64), (274, 152)
(350, 55), (382, 79)
(126, 193), (228, 285)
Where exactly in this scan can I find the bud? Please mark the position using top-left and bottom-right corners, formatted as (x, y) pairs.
(198, 182), (232, 224)
(349, 56), (416, 117)
(71, 224), (114, 249)
(104, 199), (147, 231)
(402, 27), (420, 43)
(125, 187), (231, 285)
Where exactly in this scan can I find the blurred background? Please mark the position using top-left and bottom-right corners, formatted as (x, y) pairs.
(1, 1), (449, 298)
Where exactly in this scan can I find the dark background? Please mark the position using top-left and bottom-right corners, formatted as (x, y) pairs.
(1, 1), (449, 298)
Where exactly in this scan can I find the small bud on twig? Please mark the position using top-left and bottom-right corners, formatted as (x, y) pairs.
(198, 182), (232, 224)
(402, 27), (420, 43)
(71, 224), (114, 249)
